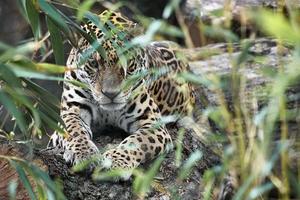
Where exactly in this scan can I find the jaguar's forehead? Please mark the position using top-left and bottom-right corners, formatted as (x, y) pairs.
(98, 10), (136, 31)
(80, 10), (138, 65)
(81, 10), (136, 40)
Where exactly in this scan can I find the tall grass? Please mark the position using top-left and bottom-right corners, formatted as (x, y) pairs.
(0, 0), (299, 199)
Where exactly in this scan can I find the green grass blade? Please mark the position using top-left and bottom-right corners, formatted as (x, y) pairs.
(0, 91), (26, 132)
(38, 0), (72, 39)
(8, 179), (18, 200)
(25, 0), (41, 40)
(253, 9), (300, 44)
(178, 150), (202, 180)
(133, 155), (165, 197)
(10, 160), (37, 200)
(46, 16), (65, 65)
(76, 0), (96, 21)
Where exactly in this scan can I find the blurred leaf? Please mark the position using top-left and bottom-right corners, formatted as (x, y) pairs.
(248, 182), (273, 199)
(210, 8), (224, 17)
(260, 65), (278, 78)
(0, 64), (23, 88)
(72, 153), (102, 172)
(4, 157), (66, 200)
(132, 20), (163, 45)
(163, 0), (181, 19)
(253, 10), (300, 44)
(81, 12), (109, 58)
(38, 0), (75, 44)
(8, 65), (87, 88)
(137, 16), (183, 37)
(8, 179), (18, 200)
(178, 150), (202, 180)
(25, 0), (41, 40)
(234, 40), (252, 66)
(0, 42), (37, 62)
(203, 25), (239, 42)
(0, 41), (12, 52)
(27, 162), (65, 199)
(93, 169), (132, 182)
(46, 189), (56, 200)
(133, 155), (165, 197)
(39, 111), (64, 133)
(16, 0), (28, 19)
(233, 175), (255, 200)
(10, 160), (37, 200)
(63, 0), (80, 7)
(6, 86), (41, 132)
(175, 128), (184, 167)
(46, 16), (65, 65)
(179, 72), (221, 89)
(0, 91), (26, 132)
(155, 20), (184, 37)
(23, 79), (60, 108)
(77, 0), (96, 21)
(11, 59), (66, 74)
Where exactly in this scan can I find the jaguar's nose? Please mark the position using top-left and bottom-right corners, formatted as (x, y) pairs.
(102, 91), (120, 100)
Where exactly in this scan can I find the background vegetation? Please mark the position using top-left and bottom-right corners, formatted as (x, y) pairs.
(0, 0), (299, 199)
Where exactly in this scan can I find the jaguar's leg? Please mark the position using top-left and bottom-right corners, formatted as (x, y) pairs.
(102, 125), (172, 168)
(48, 84), (99, 166)
(101, 93), (172, 177)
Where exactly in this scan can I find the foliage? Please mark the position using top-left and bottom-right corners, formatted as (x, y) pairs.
(0, 0), (299, 199)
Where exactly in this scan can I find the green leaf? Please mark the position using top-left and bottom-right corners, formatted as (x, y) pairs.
(0, 64), (23, 88)
(178, 150), (202, 180)
(10, 160), (37, 200)
(9, 159), (66, 200)
(0, 41), (12, 51)
(248, 183), (273, 199)
(27, 163), (65, 198)
(11, 59), (66, 74)
(203, 25), (239, 42)
(38, 0), (73, 40)
(162, 0), (181, 19)
(233, 176), (255, 200)
(76, 0), (96, 21)
(0, 91), (26, 132)
(46, 16), (65, 65)
(23, 79), (60, 108)
(39, 111), (64, 133)
(81, 12), (109, 58)
(8, 179), (18, 200)
(253, 10), (300, 44)
(25, 0), (41, 39)
(175, 128), (185, 167)
(0, 42), (36, 63)
(133, 155), (165, 197)
(15, 0), (28, 19)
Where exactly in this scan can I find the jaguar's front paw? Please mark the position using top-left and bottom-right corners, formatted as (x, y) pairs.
(100, 148), (139, 180)
(64, 140), (100, 170)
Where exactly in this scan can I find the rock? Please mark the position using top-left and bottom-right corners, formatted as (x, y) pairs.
(183, 0), (300, 46)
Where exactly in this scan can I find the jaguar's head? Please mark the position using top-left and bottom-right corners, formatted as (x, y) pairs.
(90, 52), (145, 111)
(80, 10), (146, 111)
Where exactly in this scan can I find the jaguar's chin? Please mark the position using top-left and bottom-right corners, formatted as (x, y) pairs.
(100, 102), (126, 111)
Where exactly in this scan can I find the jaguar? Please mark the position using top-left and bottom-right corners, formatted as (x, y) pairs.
(48, 10), (195, 177)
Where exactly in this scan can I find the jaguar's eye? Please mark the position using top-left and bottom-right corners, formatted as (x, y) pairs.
(88, 59), (98, 68)
(127, 60), (136, 75)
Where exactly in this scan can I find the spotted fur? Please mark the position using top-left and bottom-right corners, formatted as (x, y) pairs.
(48, 10), (194, 176)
